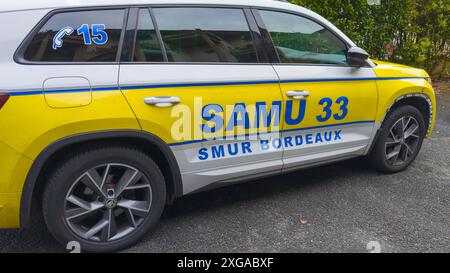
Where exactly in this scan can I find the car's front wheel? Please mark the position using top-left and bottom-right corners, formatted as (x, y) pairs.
(368, 105), (426, 173)
(42, 146), (166, 253)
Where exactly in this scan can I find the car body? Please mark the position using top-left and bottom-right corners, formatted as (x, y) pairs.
(0, 0), (436, 251)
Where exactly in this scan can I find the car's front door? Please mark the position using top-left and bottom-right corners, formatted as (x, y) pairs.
(119, 7), (284, 194)
(256, 9), (379, 171)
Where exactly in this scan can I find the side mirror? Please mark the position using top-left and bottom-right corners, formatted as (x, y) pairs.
(347, 47), (370, 67)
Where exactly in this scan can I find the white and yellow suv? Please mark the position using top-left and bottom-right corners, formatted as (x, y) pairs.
(0, 0), (436, 252)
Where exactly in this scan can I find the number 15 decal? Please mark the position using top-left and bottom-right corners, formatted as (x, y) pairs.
(77, 24), (108, 45)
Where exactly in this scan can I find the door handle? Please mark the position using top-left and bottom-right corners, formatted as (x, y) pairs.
(144, 96), (181, 107)
(286, 90), (310, 100)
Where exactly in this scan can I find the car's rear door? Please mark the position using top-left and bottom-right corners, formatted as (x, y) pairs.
(254, 9), (379, 171)
(119, 7), (284, 194)
(4, 8), (140, 151)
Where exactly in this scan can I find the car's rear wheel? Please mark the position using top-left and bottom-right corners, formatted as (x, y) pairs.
(42, 146), (166, 252)
(368, 105), (426, 173)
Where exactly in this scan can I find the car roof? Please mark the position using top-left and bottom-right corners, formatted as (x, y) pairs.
(0, 0), (299, 13)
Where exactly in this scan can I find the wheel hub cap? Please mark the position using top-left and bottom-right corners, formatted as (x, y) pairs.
(105, 198), (117, 209)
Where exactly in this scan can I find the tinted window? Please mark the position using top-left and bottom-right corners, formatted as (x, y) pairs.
(259, 10), (348, 65)
(24, 10), (125, 62)
(153, 8), (258, 63)
(133, 9), (164, 62)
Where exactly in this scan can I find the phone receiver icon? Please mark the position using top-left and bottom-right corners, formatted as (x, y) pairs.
(53, 27), (74, 50)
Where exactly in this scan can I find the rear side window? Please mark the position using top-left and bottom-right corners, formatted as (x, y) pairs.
(259, 10), (348, 65)
(133, 9), (164, 62)
(23, 9), (125, 62)
(152, 7), (258, 63)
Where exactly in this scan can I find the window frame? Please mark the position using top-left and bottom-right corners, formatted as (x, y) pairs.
(14, 4), (367, 67)
(120, 5), (267, 65)
(252, 8), (371, 68)
(14, 6), (130, 65)
(119, 7), (168, 63)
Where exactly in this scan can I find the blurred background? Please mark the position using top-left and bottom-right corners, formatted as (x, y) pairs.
(289, 0), (449, 80)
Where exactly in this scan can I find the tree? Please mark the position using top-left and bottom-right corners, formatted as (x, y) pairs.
(289, 0), (449, 78)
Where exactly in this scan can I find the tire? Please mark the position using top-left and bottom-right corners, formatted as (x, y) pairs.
(42, 146), (166, 253)
(368, 105), (426, 173)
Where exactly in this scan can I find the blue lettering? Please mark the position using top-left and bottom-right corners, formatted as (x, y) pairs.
(260, 140), (270, 151)
(284, 136), (293, 148)
(198, 129), (346, 161)
(198, 148), (209, 161)
(242, 142), (252, 154)
(226, 103), (250, 131)
(77, 24), (92, 45)
(295, 135), (303, 146)
(317, 97), (333, 122)
(315, 133), (323, 143)
(272, 138), (282, 149)
(212, 146), (225, 159)
(334, 97), (349, 121)
(285, 100), (307, 126)
(228, 143), (239, 156)
(202, 104), (224, 133)
(255, 101), (281, 129)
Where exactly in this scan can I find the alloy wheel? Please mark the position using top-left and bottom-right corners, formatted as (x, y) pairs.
(385, 116), (421, 166)
(64, 163), (153, 242)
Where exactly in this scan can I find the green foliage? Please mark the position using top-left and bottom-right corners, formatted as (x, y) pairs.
(289, 0), (449, 78)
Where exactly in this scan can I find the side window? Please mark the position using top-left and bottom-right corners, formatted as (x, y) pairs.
(23, 9), (125, 62)
(259, 10), (348, 65)
(133, 9), (164, 62)
(152, 7), (258, 63)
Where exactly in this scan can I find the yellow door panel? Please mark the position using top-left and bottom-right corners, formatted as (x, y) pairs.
(273, 66), (379, 168)
(122, 84), (283, 144)
(280, 81), (378, 130)
(118, 64), (284, 194)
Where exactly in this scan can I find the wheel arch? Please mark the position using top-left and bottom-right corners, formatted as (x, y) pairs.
(20, 130), (183, 228)
(381, 93), (433, 135)
(367, 93), (433, 155)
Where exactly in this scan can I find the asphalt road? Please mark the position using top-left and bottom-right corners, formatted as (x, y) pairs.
(1, 84), (449, 253)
